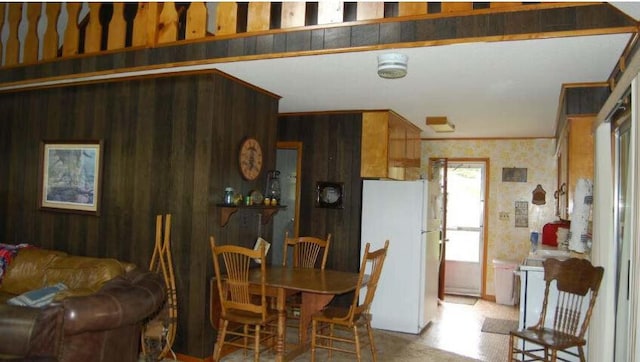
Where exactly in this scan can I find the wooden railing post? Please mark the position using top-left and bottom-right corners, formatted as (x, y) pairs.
(399, 2), (427, 16)
(108, 2), (126, 50)
(318, 0), (343, 25)
(23, 3), (41, 64)
(157, 2), (178, 44)
(85, 3), (102, 53)
(62, 2), (81, 56)
(281, 2), (305, 29)
(442, 2), (473, 13)
(186, 2), (207, 40)
(5, 3), (22, 66)
(215, 2), (237, 36)
(356, 2), (383, 21)
(132, 2), (160, 47)
(247, 2), (270, 32)
(42, 3), (61, 61)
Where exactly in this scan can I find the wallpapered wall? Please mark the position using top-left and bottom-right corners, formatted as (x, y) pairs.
(422, 139), (557, 296)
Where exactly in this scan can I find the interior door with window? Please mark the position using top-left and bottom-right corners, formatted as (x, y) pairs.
(444, 161), (486, 296)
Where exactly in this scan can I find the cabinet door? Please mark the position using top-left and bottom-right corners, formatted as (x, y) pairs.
(361, 112), (389, 178)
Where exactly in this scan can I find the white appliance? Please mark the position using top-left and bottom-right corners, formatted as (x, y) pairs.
(360, 179), (440, 334)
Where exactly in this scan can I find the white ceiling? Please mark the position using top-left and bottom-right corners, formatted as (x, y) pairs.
(216, 5), (639, 139)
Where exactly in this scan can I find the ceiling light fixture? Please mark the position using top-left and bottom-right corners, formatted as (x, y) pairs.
(377, 53), (408, 79)
(426, 116), (455, 132)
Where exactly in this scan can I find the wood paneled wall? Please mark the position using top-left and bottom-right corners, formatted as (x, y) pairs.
(0, 70), (279, 358)
(277, 112), (363, 276)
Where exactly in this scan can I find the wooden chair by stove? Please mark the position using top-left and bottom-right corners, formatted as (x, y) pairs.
(210, 236), (277, 362)
(508, 257), (604, 362)
(310, 240), (389, 362)
(282, 232), (332, 342)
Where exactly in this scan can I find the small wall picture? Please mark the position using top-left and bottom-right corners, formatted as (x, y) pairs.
(315, 182), (344, 209)
(502, 167), (527, 182)
(514, 201), (529, 228)
(39, 140), (103, 215)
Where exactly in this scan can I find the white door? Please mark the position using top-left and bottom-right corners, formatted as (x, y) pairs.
(444, 161), (486, 296)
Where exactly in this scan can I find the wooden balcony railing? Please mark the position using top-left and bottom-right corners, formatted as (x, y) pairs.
(0, 2), (560, 69)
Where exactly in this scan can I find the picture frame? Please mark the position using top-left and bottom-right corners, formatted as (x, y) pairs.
(315, 181), (344, 209)
(514, 201), (529, 228)
(502, 167), (527, 182)
(38, 140), (104, 215)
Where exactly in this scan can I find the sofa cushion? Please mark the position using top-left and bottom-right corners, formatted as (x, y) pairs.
(7, 283), (68, 307)
(1, 248), (67, 295)
(44, 256), (125, 292)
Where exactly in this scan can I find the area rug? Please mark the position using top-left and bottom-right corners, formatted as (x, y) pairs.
(220, 329), (480, 361)
(481, 317), (519, 335)
(443, 294), (478, 305)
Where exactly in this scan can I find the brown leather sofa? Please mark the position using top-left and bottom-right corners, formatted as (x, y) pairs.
(0, 247), (166, 362)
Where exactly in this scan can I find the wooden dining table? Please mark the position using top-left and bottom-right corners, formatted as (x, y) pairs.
(247, 266), (364, 361)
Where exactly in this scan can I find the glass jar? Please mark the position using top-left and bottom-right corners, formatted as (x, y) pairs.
(223, 187), (234, 205)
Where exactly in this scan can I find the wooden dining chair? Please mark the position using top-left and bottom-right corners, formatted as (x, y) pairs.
(508, 257), (604, 362)
(282, 231), (332, 269)
(281, 232), (332, 342)
(209, 236), (277, 362)
(310, 240), (389, 362)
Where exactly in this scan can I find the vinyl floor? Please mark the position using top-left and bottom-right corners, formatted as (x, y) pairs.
(387, 296), (519, 362)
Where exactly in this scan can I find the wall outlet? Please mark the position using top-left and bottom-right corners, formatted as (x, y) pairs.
(499, 212), (509, 221)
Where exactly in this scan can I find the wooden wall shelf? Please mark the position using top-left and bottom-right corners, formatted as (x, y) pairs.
(215, 204), (285, 227)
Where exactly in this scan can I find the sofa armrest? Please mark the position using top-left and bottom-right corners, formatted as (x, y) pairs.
(62, 269), (165, 335)
(0, 304), (64, 358)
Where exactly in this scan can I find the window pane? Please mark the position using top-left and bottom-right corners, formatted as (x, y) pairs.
(445, 230), (480, 262)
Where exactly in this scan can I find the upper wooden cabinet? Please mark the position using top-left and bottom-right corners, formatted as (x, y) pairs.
(556, 116), (594, 220)
(361, 111), (422, 180)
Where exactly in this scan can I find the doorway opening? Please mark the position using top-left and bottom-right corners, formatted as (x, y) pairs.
(444, 160), (487, 297)
(272, 142), (302, 266)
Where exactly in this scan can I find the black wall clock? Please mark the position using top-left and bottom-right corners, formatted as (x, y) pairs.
(315, 181), (344, 209)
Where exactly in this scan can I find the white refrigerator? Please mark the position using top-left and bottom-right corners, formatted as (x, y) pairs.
(360, 179), (440, 334)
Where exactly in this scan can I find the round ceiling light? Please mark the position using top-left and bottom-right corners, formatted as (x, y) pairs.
(377, 53), (408, 79)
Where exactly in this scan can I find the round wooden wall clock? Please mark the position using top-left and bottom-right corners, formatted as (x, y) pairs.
(238, 137), (263, 181)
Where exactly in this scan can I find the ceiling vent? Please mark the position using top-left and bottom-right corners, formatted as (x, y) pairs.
(426, 116), (455, 132)
(377, 53), (408, 79)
